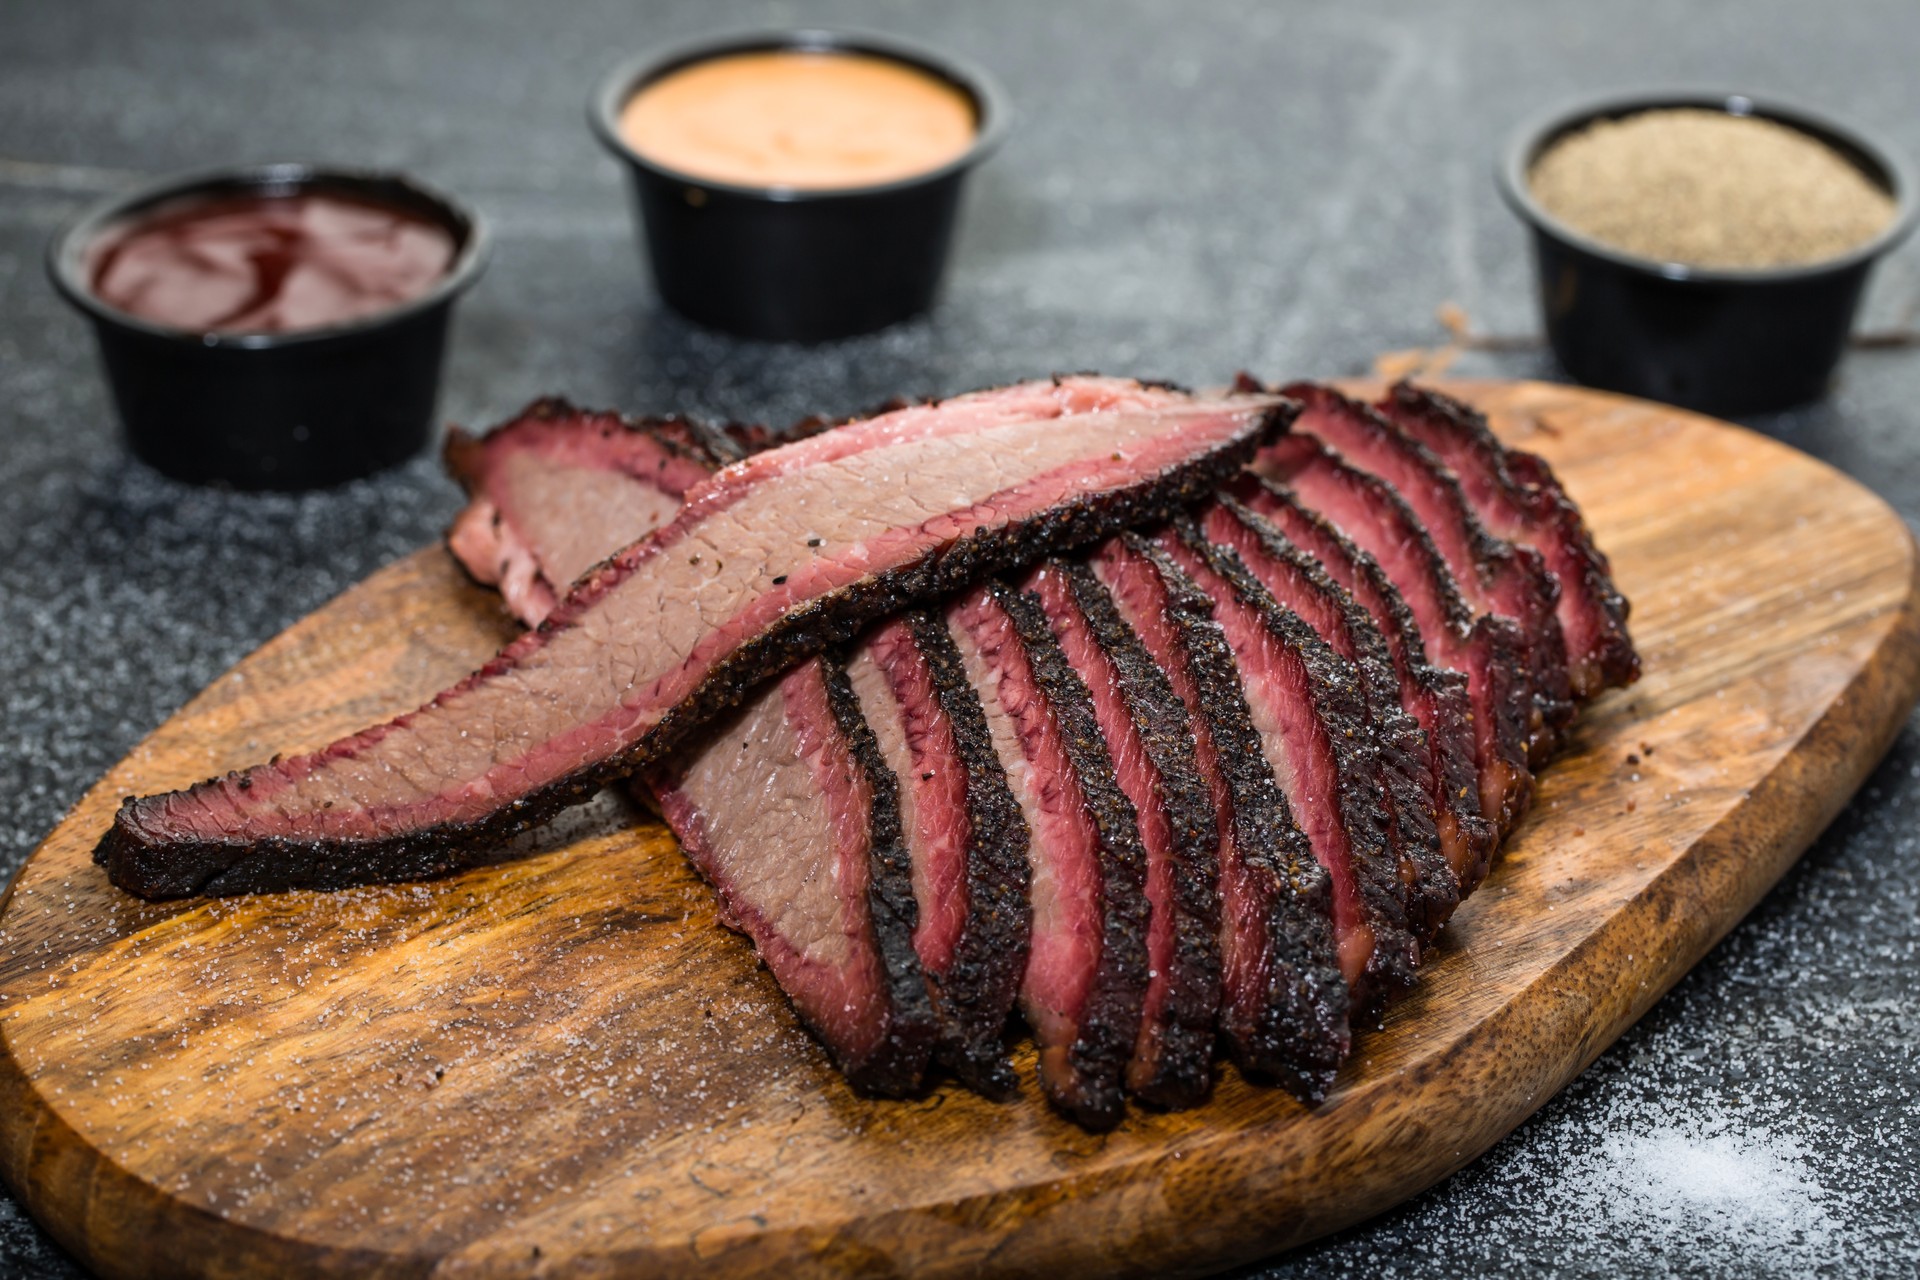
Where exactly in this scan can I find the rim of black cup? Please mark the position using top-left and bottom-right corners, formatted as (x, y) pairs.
(1497, 87), (1920, 286)
(46, 162), (491, 350)
(589, 27), (1013, 202)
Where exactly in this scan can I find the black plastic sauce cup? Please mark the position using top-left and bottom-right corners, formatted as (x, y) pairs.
(591, 29), (1010, 343)
(48, 164), (489, 490)
(1499, 90), (1918, 417)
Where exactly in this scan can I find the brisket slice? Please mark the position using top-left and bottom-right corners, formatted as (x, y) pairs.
(1222, 474), (1497, 894)
(444, 404), (1028, 1096)
(1198, 498), (1460, 945)
(1023, 559), (1222, 1109)
(1159, 522), (1415, 1015)
(444, 399), (719, 626)
(98, 378), (1291, 899)
(1272, 381), (1572, 766)
(650, 653), (936, 1096)
(1254, 432), (1534, 846)
(1376, 382), (1639, 701)
(947, 582), (1149, 1129)
(845, 613), (1030, 1096)
(1092, 535), (1348, 1096)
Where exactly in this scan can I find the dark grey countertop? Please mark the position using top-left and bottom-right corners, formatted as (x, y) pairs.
(4, 1), (1918, 1275)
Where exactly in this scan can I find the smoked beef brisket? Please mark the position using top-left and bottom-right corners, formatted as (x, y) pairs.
(1198, 498), (1460, 945)
(650, 655), (936, 1095)
(1090, 535), (1348, 1097)
(1374, 383), (1638, 701)
(98, 378), (1290, 899)
(947, 581), (1150, 1129)
(1024, 559), (1223, 1109)
(1275, 382), (1573, 766)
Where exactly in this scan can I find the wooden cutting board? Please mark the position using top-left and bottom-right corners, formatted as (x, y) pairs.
(3, 381), (1917, 1279)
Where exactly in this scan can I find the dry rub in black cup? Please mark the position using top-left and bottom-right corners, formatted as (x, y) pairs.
(48, 164), (489, 490)
(1499, 90), (1918, 416)
(591, 29), (1010, 343)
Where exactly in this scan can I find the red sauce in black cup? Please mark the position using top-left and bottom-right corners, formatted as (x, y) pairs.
(88, 190), (459, 336)
(49, 165), (488, 490)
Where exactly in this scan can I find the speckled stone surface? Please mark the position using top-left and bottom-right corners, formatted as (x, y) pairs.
(3, 1), (1918, 1275)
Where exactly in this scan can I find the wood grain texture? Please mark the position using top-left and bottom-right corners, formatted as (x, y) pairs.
(2, 381), (1916, 1279)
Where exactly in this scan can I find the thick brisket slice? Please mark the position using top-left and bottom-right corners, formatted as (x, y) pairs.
(1223, 475), (1496, 894)
(1092, 536), (1348, 1097)
(444, 399), (719, 626)
(445, 413), (1027, 1096)
(1024, 559), (1222, 1109)
(1160, 523), (1415, 1013)
(1377, 382), (1639, 701)
(948, 582), (1150, 1129)
(650, 654), (936, 1095)
(845, 614), (1030, 1096)
(1199, 498), (1460, 944)
(1255, 432), (1534, 848)
(99, 379), (1291, 899)
(1274, 382), (1572, 765)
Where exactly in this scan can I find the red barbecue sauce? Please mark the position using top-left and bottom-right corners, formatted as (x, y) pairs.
(89, 191), (456, 335)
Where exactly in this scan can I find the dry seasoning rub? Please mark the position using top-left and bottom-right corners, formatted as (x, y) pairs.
(89, 191), (456, 335)
(1529, 108), (1896, 271)
(618, 50), (976, 190)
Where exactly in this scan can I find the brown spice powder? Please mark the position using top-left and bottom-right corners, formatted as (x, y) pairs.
(1529, 108), (1896, 270)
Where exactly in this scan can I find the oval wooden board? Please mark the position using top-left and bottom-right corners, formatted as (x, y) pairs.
(3, 381), (1918, 1279)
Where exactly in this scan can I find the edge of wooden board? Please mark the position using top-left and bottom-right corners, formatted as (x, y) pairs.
(2, 380), (1918, 1278)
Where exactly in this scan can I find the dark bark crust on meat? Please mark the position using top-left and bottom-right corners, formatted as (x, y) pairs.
(1274, 381), (1574, 766)
(1381, 382), (1640, 701)
(1210, 497), (1460, 946)
(1060, 560), (1223, 1110)
(1115, 534), (1349, 1100)
(1258, 433), (1535, 844)
(988, 581), (1151, 1131)
(901, 608), (1031, 1098)
(97, 407), (1287, 901)
(1170, 519), (1418, 1016)
(813, 653), (940, 1095)
(1225, 475), (1497, 897)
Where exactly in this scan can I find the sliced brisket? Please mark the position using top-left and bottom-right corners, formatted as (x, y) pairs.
(1376, 382), (1639, 701)
(443, 399), (719, 626)
(1091, 535), (1349, 1097)
(445, 409), (1028, 1096)
(844, 613), (1030, 1096)
(650, 654), (936, 1095)
(1254, 432), (1534, 849)
(1198, 498), (1459, 944)
(1274, 381), (1572, 765)
(1159, 522), (1415, 1013)
(947, 581), (1150, 1129)
(1024, 559), (1222, 1109)
(1223, 474), (1497, 894)
(99, 378), (1291, 899)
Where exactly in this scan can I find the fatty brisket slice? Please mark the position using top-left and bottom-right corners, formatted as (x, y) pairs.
(1254, 432), (1535, 849)
(650, 654), (937, 1095)
(946, 581), (1150, 1129)
(1270, 380), (1572, 766)
(1198, 497), (1460, 946)
(1223, 474), (1497, 894)
(444, 402), (1032, 1097)
(1091, 535), (1350, 1098)
(1023, 559), (1223, 1109)
(1159, 521), (1417, 1015)
(99, 377), (1291, 899)
(1374, 382), (1639, 702)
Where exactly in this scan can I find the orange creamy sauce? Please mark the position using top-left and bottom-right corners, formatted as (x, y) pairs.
(618, 50), (977, 190)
